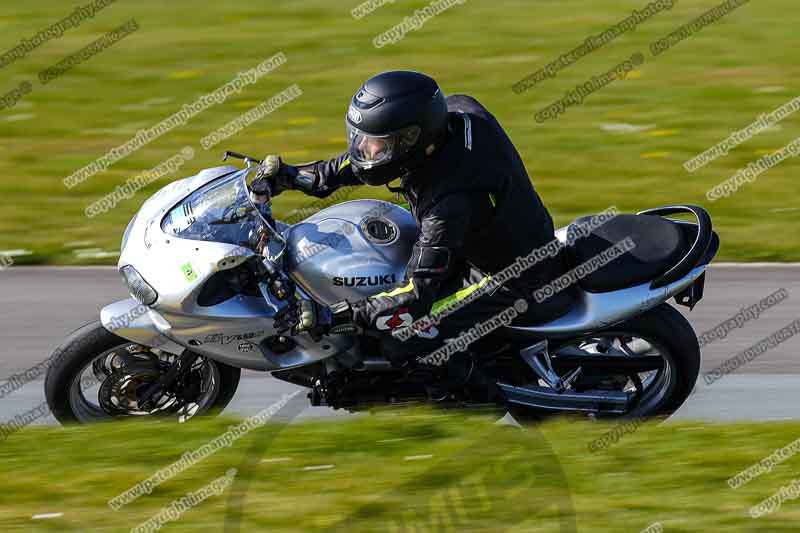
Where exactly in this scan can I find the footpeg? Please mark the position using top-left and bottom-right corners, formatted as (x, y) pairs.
(519, 340), (582, 393)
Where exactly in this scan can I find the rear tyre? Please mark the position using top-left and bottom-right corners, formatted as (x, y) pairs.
(617, 303), (700, 418)
(508, 303), (700, 421)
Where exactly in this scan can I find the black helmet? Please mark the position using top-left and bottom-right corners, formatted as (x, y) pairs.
(345, 70), (448, 186)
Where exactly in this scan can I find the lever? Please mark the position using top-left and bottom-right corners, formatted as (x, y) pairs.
(222, 151), (262, 167)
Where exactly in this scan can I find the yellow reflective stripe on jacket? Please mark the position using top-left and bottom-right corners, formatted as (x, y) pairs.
(372, 279), (415, 299)
(430, 275), (491, 316)
(338, 158), (351, 172)
(489, 193), (497, 207)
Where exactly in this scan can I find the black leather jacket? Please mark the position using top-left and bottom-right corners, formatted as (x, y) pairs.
(288, 94), (564, 328)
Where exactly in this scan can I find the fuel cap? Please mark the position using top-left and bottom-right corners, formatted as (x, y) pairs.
(361, 216), (398, 245)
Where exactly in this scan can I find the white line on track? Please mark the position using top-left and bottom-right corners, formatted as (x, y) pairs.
(31, 513), (63, 520)
(303, 464), (335, 471)
(404, 454), (433, 461)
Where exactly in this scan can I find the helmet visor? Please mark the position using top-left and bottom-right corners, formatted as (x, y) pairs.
(346, 123), (421, 169)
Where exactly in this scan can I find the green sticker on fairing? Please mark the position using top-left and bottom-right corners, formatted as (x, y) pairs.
(182, 262), (198, 282)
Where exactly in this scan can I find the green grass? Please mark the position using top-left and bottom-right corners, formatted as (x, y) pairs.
(1, 409), (800, 531)
(0, 0), (798, 264)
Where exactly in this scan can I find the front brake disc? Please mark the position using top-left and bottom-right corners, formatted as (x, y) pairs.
(98, 363), (170, 415)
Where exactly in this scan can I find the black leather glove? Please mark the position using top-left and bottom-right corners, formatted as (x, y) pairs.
(252, 155), (297, 197)
(274, 299), (326, 337)
(275, 299), (364, 337)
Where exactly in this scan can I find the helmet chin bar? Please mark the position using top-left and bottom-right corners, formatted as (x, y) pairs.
(351, 162), (403, 186)
(351, 150), (410, 186)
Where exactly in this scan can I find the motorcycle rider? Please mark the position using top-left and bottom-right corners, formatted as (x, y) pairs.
(255, 70), (574, 370)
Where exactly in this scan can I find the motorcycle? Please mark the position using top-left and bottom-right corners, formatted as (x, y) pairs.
(45, 151), (719, 424)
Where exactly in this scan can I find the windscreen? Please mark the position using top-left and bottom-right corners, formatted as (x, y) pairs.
(161, 171), (286, 261)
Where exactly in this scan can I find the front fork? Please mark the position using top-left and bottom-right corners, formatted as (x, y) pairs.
(138, 350), (200, 410)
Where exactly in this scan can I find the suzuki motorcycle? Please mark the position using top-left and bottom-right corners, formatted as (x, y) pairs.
(45, 152), (719, 424)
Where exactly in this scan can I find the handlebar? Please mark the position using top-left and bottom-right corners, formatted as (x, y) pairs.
(222, 151), (262, 167)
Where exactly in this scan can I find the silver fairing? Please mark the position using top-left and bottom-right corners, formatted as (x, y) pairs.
(108, 167), (357, 371)
(285, 200), (418, 306)
(505, 267), (707, 337)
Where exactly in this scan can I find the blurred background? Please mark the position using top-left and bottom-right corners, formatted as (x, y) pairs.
(0, 0), (796, 265)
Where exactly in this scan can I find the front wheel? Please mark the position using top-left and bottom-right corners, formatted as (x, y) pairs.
(45, 321), (241, 425)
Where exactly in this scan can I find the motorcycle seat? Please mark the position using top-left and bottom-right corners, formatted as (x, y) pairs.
(565, 213), (690, 292)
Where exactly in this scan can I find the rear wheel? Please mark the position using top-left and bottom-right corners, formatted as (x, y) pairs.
(45, 321), (241, 425)
(509, 304), (699, 420)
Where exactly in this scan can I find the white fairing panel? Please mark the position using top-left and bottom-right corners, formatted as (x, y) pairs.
(112, 168), (356, 371)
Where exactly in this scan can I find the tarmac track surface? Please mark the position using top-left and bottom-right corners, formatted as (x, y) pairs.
(0, 265), (798, 424)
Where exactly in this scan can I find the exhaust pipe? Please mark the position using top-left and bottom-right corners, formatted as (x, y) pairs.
(498, 382), (631, 415)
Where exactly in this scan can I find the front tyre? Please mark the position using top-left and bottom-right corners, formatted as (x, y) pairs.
(45, 321), (241, 425)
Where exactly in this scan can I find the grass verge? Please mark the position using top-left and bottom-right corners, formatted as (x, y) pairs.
(0, 408), (799, 531)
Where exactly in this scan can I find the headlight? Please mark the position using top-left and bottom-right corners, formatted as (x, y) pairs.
(120, 265), (158, 306)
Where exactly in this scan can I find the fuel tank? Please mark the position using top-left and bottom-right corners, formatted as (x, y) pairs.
(284, 200), (418, 305)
